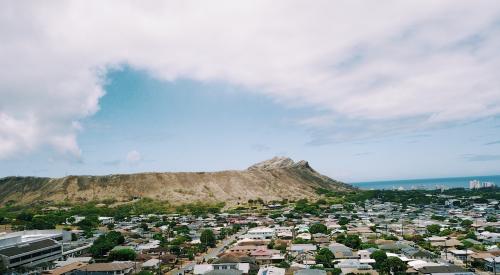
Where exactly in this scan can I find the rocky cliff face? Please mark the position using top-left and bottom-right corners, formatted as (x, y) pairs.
(0, 157), (354, 205)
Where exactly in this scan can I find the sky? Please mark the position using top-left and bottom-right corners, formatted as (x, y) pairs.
(1, 1), (500, 182)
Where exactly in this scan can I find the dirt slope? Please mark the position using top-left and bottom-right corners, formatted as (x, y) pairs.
(0, 157), (354, 205)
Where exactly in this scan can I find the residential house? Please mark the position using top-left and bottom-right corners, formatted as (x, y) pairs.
(293, 269), (327, 275)
(328, 243), (355, 259)
(312, 233), (330, 246)
(296, 233), (311, 240)
(274, 227), (293, 239)
(485, 256), (500, 272)
(257, 266), (285, 275)
(402, 247), (436, 261)
(74, 262), (135, 275)
(417, 265), (474, 275)
(250, 248), (284, 265)
(470, 252), (494, 269)
(142, 258), (161, 270)
(229, 245), (267, 255)
(194, 263), (250, 275)
(336, 259), (375, 274)
(289, 244), (316, 256)
(426, 237), (462, 248)
(43, 262), (88, 275)
(98, 216), (115, 225)
(357, 249), (372, 260)
(246, 228), (275, 240)
(447, 249), (474, 263)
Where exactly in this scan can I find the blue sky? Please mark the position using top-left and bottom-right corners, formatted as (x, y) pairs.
(1, 1), (500, 182)
(2, 67), (500, 182)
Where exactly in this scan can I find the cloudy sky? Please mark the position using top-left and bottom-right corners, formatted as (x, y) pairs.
(1, 1), (500, 182)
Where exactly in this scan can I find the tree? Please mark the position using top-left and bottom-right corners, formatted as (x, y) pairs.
(309, 223), (328, 234)
(89, 231), (125, 258)
(315, 248), (334, 267)
(174, 225), (190, 235)
(201, 229), (216, 247)
(107, 231), (125, 245)
(484, 225), (497, 233)
(461, 219), (473, 228)
(0, 260), (6, 273)
(486, 216), (498, 222)
(464, 230), (476, 240)
(426, 224), (441, 235)
(16, 212), (33, 222)
(383, 234), (398, 241)
(343, 234), (361, 249)
(277, 261), (290, 268)
(371, 250), (388, 271)
(336, 234), (346, 243)
(170, 235), (191, 245)
(29, 216), (56, 230)
(338, 217), (350, 226)
(462, 240), (474, 249)
(439, 229), (453, 236)
(486, 216), (497, 222)
(431, 215), (446, 221)
(108, 248), (137, 261)
(77, 216), (99, 232)
(384, 257), (407, 274)
(293, 238), (311, 244)
(140, 222), (149, 231)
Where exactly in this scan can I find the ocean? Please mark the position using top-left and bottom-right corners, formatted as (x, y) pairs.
(351, 175), (500, 190)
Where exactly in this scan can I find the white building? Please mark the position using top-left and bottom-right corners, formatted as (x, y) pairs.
(247, 227), (275, 239)
(194, 263), (250, 275)
(142, 258), (161, 270)
(98, 216), (115, 225)
(470, 180), (496, 189)
(257, 266), (285, 275)
(0, 230), (69, 269)
(67, 215), (86, 225)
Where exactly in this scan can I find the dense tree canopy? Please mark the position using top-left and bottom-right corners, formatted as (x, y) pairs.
(201, 229), (216, 248)
(315, 247), (334, 267)
(89, 231), (125, 258)
(309, 223), (328, 234)
(426, 224), (441, 235)
(108, 248), (137, 261)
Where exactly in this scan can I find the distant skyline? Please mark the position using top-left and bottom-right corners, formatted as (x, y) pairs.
(1, 1), (500, 182)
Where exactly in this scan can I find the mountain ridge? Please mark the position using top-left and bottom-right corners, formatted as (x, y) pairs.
(0, 157), (354, 205)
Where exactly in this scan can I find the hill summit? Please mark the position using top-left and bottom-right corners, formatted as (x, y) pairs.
(248, 156), (312, 170)
(0, 157), (353, 205)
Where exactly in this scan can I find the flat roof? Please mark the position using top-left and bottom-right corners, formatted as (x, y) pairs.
(0, 238), (59, 257)
(77, 262), (135, 272)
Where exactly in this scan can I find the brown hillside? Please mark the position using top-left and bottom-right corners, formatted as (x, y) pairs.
(0, 157), (354, 205)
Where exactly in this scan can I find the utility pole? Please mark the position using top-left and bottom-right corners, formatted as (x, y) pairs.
(444, 239), (448, 261)
(465, 249), (468, 268)
(401, 216), (404, 237)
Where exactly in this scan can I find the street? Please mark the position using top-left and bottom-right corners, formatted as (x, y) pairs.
(169, 229), (244, 275)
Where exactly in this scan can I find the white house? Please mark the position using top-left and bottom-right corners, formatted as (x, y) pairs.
(257, 266), (285, 275)
(247, 227), (275, 239)
(98, 216), (115, 225)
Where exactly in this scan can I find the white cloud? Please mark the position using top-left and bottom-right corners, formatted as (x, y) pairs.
(126, 150), (142, 164)
(1, 0), (500, 158)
